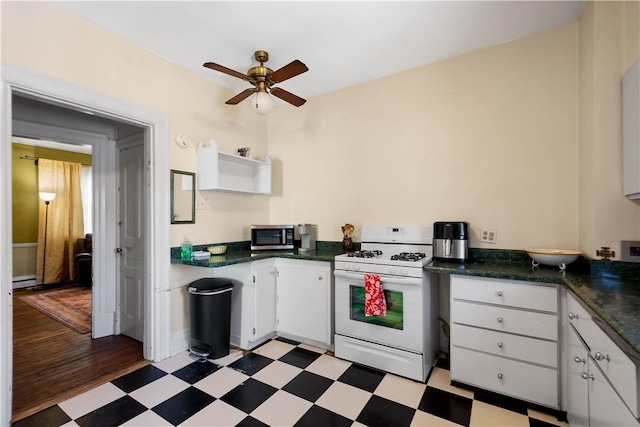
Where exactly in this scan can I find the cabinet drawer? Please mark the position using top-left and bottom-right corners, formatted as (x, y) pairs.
(451, 276), (557, 312)
(452, 323), (557, 368)
(451, 346), (558, 408)
(452, 300), (558, 341)
(567, 293), (640, 417)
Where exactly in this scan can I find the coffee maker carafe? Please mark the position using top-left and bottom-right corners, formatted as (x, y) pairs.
(297, 224), (317, 252)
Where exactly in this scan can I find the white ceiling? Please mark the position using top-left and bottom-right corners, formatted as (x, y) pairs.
(55, 1), (583, 103)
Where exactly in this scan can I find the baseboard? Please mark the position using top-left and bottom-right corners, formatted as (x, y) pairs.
(171, 329), (189, 357)
(12, 276), (36, 290)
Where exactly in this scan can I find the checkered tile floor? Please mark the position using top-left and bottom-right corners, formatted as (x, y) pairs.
(14, 337), (569, 427)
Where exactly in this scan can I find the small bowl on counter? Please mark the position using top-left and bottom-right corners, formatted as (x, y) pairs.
(207, 245), (227, 255)
(525, 248), (582, 270)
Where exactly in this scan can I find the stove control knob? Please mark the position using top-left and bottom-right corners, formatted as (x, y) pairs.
(389, 267), (396, 275)
(353, 264), (360, 272)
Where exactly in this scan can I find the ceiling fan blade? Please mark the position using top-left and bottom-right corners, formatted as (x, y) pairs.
(270, 87), (306, 107)
(203, 62), (248, 81)
(270, 60), (309, 84)
(225, 88), (255, 105)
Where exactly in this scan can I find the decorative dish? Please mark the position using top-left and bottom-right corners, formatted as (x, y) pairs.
(525, 248), (582, 270)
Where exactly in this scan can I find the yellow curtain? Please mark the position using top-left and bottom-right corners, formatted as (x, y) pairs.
(37, 159), (85, 284)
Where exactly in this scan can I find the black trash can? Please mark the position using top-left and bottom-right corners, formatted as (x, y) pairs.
(188, 278), (234, 359)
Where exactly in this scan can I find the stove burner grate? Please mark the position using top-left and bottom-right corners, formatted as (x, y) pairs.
(391, 252), (426, 261)
(347, 250), (382, 258)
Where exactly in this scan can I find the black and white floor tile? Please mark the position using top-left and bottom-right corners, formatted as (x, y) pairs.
(14, 338), (569, 427)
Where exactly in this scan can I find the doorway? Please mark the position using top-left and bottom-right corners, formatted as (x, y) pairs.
(1, 63), (172, 426)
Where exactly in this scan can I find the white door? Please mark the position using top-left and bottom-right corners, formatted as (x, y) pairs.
(565, 324), (589, 427)
(589, 357), (640, 427)
(277, 266), (330, 344)
(118, 142), (145, 341)
(254, 266), (277, 340)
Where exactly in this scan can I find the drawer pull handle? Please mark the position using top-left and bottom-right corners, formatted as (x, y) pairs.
(497, 342), (503, 348)
(497, 291), (503, 297)
(594, 352), (610, 362)
(497, 373), (503, 379)
(318, 276), (323, 280)
(497, 317), (503, 323)
(568, 312), (579, 320)
(581, 372), (594, 381)
(574, 356), (585, 364)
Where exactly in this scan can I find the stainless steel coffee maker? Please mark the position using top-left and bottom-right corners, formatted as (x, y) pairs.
(297, 224), (317, 252)
(433, 221), (468, 262)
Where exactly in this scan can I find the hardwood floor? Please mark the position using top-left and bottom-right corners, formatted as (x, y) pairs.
(12, 288), (148, 423)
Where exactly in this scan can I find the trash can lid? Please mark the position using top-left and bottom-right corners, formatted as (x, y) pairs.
(187, 278), (234, 294)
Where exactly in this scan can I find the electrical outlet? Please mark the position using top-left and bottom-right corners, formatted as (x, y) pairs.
(481, 228), (497, 244)
(195, 198), (206, 210)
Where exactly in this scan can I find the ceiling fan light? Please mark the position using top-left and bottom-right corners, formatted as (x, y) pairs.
(251, 91), (274, 114)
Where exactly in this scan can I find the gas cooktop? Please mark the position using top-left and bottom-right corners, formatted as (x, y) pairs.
(391, 252), (427, 261)
(346, 250), (382, 258)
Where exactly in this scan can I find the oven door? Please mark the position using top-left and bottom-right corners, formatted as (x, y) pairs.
(334, 269), (424, 353)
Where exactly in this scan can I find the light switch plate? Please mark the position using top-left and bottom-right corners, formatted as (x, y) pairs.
(195, 198), (206, 210)
(481, 229), (497, 244)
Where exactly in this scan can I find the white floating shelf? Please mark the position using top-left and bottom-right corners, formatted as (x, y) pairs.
(197, 140), (271, 195)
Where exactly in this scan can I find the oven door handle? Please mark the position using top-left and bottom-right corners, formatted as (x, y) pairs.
(334, 270), (422, 286)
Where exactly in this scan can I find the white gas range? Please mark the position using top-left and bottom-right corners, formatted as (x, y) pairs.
(333, 225), (439, 382)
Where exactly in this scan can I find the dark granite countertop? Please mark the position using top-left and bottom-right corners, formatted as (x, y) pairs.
(170, 241), (345, 268)
(425, 252), (640, 365)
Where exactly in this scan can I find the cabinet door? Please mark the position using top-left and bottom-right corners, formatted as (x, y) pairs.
(589, 357), (640, 427)
(254, 266), (277, 340)
(277, 267), (330, 344)
(566, 324), (589, 427)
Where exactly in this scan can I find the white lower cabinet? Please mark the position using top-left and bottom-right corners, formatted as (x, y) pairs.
(565, 293), (640, 427)
(450, 276), (559, 408)
(252, 262), (278, 344)
(215, 261), (276, 350)
(217, 258), (332, 350)
(276, 259), (332, 348)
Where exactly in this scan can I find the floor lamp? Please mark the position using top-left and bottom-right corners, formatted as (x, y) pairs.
(39, 192), (56, 286)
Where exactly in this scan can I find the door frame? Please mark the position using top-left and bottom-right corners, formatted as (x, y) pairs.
(1, 63), (172, 425)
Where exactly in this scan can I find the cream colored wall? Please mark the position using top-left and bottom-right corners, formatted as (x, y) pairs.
(12, 245), (37, 278)
(269, 24), (579, 250)
(578, 1), (640, 259)
(1, 1), (270, 249)
(1, 2), (271, 335)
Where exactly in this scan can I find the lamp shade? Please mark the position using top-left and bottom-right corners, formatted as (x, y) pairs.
(39, 192), (56, 202)
(250, 90), (274, 114)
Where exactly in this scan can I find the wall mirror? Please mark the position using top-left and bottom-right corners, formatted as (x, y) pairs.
(171, 170), (195, 224)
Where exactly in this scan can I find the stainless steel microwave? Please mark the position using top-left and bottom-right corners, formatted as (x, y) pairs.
(251, 225), (295, 250)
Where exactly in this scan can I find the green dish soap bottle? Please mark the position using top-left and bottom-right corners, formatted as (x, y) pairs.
(181, 236), (193, 261)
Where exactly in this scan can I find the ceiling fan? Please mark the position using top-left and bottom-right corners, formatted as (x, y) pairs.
(203, 50), (309, 113)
